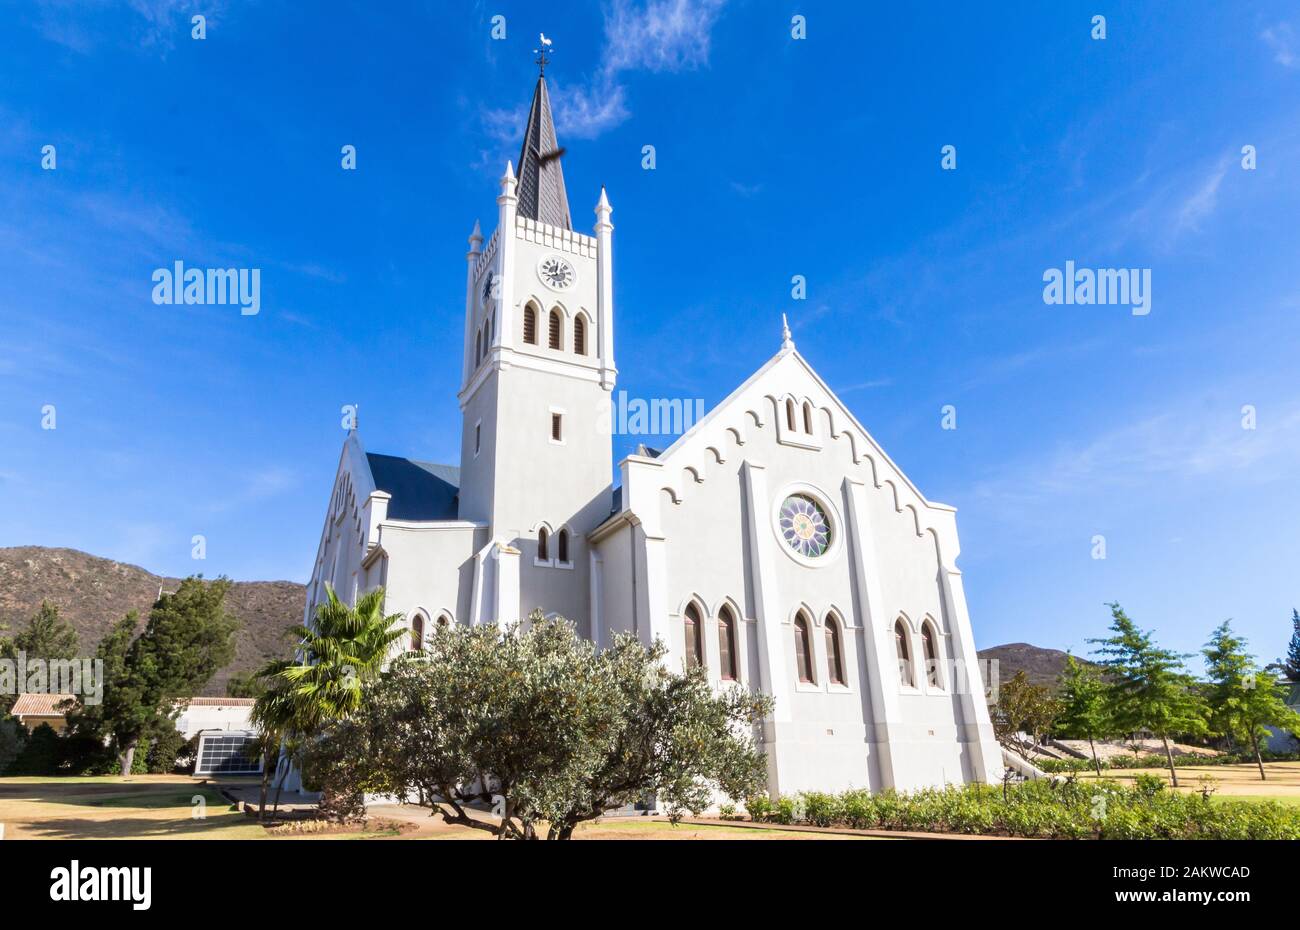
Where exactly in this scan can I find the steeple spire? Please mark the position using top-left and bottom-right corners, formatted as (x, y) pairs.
(516, 50), (572, 230)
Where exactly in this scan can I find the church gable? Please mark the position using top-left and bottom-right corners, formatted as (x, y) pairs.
(644, 343), (953, 544)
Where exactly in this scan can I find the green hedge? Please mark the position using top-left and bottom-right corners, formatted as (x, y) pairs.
(1035, 750), (1300, 774)
(743, 779), (1300, 840)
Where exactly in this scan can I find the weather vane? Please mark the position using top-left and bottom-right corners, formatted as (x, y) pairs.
(534, 32), (553, 73)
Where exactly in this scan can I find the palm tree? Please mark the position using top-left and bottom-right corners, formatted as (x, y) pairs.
(251, 584), (406, 819)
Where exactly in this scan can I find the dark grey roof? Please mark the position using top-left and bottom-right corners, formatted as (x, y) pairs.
(611, 485), (622, 513)
(366, 453), (460, 521)
(516, 75), (572, 230)
(635, 444), (663, 458)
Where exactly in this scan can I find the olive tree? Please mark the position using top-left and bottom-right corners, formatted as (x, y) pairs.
(314, 613), (772, 839)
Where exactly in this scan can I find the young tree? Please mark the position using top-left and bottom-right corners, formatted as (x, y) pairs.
(69, 577), (239, 775)
(251, 584), (405, 820)
(1204, 620), (1300, 781)
(1055, 655), (1113, 776)
(313, 614), (772, 839)
(0, 601), (80, 715)
(1088, 602), (1207, 787)
(1269, 608), (1300, 684)
(990, 670), (1060, 760)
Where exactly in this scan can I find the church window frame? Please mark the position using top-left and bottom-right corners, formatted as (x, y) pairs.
(536, 526), (550, 565)
(410, 611), (427, 653)
(555, 527), (573, 569)
(523, 304), (539, 345)
(825, 614), (845, 686)
(573, 313), (587, 355)
(474, 419), (482, 457)
(549, 406), (566, 445)
(895, 618), (917, 689)
(793, 611), (815, 684)
(921, 618), (944, 690)
(803, 401), (815, 435)
(548, 308), (563, 350)
(683, 601), (705, 671)
(771, 482), (844, 568)
(717, 604), (739, 681)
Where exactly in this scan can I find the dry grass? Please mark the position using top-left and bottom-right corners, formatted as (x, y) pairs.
(0, 777), (869, 840)
(1077, 760), (1300, 804)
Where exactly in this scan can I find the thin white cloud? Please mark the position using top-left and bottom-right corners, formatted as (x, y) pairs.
(480, 0), (727, 152)
(1173, 161), (1228, 234)
(602, 0), (727, 73)
(1261, 23), (1297, 69)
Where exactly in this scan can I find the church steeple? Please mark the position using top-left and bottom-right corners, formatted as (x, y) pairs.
(515, 73), (572, 230)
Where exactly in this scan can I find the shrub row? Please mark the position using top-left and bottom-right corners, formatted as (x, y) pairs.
(1034, 750), (1300, 774)
(743, 779), (1300, 839)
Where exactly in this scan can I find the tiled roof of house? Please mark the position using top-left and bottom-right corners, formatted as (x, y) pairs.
(10, 693), (77, 717)
(183, 697), (256, 707)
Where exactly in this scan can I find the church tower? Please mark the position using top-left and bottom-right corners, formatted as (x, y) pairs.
(457, 59), (616, 625)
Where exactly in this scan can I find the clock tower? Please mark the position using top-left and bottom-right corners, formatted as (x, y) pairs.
(456, 62), (616, 625)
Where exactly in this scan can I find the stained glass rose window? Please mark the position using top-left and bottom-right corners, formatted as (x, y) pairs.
(778, 494), (832, 558)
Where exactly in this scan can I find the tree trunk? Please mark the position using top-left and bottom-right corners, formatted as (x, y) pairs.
(257, 750), (272, 821)
(1252, 729), (1266, 781)
(119, 739), (138, 777)
(1088, 736), (1101, 777)
(1161, 734), (1178, 787)
(271, 759), (289, 815)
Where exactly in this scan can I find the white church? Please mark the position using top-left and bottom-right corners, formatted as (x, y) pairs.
(306, 65), (1005, 796)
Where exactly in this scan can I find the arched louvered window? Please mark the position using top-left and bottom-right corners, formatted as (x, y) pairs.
(557, 528), (570, 564)
(794, 613), (814, 683)
(718, 605), (738, 681)
(523, 305), (538, 344)
(548, 309), (562, 349)
(786, 398), (797, 431)
(538, 527), (549, 562)
(922, 621), (941, 688)
(436, 613), (450, 628)
(574, 315), (586, 355)
(825, 615), (844, 685)
(803, 401), (814, 434)
(895, 620), (915, 687)
(475, 330), (482, 365)
(411, 614), (425, 652)
(684, 602), (703, 670)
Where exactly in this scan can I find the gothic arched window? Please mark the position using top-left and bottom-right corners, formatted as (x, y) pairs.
(825, 615), (845, 685)
(557, 528), (570, 564)
(803, 401), (814, 434)
(538, 527), (549, 562)
(794, 612), (814, 683)
(436, 613), (451, 628)
(548, 309), (562, 349)
(410, 614), (425, 653)
(922, 621), (941, 688)
(574, 315), (586, 355)
(523, 305), (538, 344)
(475, 330), (483, 365)
(718, 605), (738, 681)
(895, 619), (915, 688)
(684, 602), (704, 670)
(786, 398), (797, 432)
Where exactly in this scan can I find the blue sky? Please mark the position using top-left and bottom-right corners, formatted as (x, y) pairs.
(1, 1), (1297, 670)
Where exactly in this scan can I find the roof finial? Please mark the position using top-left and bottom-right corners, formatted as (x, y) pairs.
(534, 33), (553, 74)
(781, 313), (794, 351)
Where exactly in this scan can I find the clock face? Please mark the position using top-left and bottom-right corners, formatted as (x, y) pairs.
(538, 256), (575, 291)
(482, 273), (495, 303)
